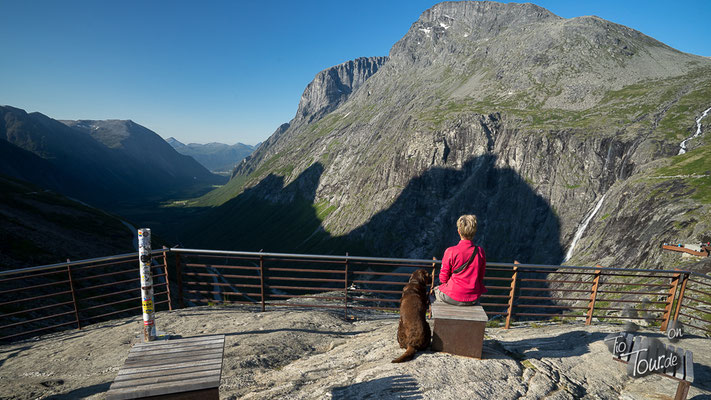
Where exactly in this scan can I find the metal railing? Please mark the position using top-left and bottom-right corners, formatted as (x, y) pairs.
(0, 249), (171, 341)
(172, 248), (711, 335)
(1, 247), (709, 342)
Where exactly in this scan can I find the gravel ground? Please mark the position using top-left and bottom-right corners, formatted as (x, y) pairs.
(0, 304), (709, 399)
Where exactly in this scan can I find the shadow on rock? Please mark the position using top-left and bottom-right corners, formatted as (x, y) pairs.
(44, 382), (111, 399)
(498, 330), (608, 359)
(331, 374), (423, 400)
(224, 328), (371, 337)
(0, 345), (32, 368)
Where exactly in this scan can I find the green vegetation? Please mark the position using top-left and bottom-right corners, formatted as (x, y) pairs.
(654, 143), (711, 203)
(188, 174), (248, 207)
(416, 65), (711, 138)
(521, 360), (537, 370)
(486, 319), (502, 328)
(313, 200), (337, 220)
(190, 153), (297, 207)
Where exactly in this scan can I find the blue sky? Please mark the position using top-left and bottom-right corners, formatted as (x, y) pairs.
(1, 0), (710, 145)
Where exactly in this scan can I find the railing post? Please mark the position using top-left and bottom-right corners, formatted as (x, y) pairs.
(505, 262), (519, 329)
(661, 272), (681, 332)
(259, 252), (266, 312)
(672, 272), (689, 323)
(174, 252), (184, 309)
(162, 248), (172, 311)
(586, 267), (602, 325)
(66, 264), (81, 330)
(138, 228), (156, 342)
(344, 252), (349, 320)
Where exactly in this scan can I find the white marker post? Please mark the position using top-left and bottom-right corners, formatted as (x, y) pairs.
(138, 228), (156, 342)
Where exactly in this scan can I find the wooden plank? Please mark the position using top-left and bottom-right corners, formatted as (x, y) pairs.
(126, 348), (223, 360)
(127, 342), (224, 357)
(124, 350), (223, 367)
(123, 352), (223, 370)
(684, 350), (694, 382)
(110, 368), (221, 389)
(131, 335), (224, 347)
(125, 347), (223, 363)
(115, 360), (223, 381)
(106, 376), (219, 400)
(133, 334), (223, 345)
(131, 338), (224, 351)
(432, 304), (488, 321)
(117, 358), (222, 376)
(114, 364), (223, 382)
(127, 344), (225, 358)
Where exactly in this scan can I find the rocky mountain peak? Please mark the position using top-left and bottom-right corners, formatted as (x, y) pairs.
(295, 56), (388, 124)
(419, 1), (557, 38)
(374, 0), (705, 111)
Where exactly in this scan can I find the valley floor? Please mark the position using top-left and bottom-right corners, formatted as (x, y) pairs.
(0, 306), (709, 399)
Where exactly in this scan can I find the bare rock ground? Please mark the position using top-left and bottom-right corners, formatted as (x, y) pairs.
(0, 305), (709, 399)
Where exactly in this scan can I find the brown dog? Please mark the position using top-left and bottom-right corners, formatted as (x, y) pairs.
(392, 268), (432, 363)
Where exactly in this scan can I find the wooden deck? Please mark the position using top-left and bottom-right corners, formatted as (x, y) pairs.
(106, 335), (225, 400)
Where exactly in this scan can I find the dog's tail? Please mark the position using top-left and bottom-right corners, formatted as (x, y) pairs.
(391, 346), (417, 363)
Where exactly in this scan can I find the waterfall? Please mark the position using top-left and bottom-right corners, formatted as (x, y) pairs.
(678, 106), (711, 155)
(563, 193), (607, 263)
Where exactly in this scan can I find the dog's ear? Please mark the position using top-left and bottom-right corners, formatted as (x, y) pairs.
(413, 269), (430, 285)
(422, 269), (432, 285)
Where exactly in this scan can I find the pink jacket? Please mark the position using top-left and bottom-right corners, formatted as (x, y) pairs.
(439, 240), (487, 302)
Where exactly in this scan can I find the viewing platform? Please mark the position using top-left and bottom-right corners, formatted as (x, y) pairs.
(1, 247), (710, 399)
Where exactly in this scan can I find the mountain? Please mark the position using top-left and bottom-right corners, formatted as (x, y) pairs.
(166, 137), (256, 174)
(0, 106), (224, 209)
(0, 174), (134, 268)
(184, 1), (711, 270)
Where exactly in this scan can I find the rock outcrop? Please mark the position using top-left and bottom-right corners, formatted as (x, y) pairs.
(295, 56), (388, 124)
(1, 306), (709, 399)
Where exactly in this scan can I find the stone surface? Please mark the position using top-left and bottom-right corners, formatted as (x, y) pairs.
(1, 305), (709, 399)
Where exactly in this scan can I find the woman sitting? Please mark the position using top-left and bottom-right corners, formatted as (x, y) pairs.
(432, 214), (487, 306)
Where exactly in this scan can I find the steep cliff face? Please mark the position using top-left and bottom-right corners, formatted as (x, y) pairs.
(295, 56), (388, 124)
(192, 1), (711, 269)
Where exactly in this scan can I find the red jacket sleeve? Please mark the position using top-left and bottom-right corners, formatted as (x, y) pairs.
(440, 248), (453, 284)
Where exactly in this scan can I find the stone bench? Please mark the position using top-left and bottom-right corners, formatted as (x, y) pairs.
(106, 334), (225, 400)
(430, 303), (488, 359)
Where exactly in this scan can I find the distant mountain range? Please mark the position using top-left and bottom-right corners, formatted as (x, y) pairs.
(166, 137), (257, 174)
(0, 106), (224, 209)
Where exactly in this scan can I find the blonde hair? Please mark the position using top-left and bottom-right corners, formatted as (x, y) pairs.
(457, 215), (477, 240)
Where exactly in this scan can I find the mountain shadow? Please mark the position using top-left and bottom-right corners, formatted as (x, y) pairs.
(176, 154), (564, 319)
(184, 163), (327, 251)
(344, 153), (564, 265)
(184, 154), (563, 265)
